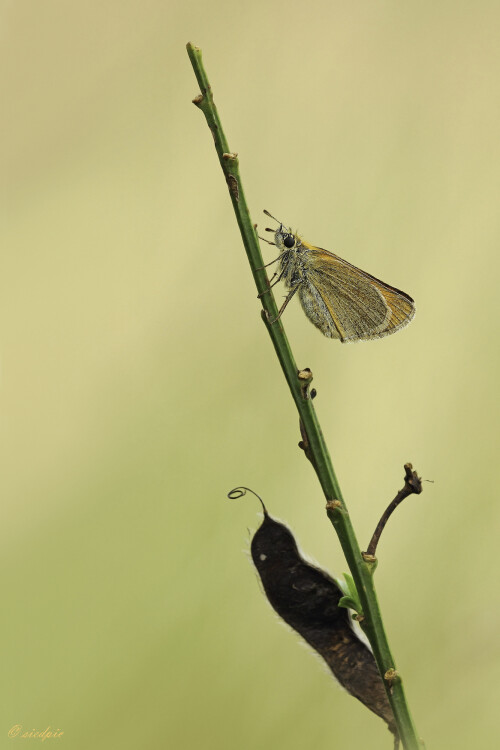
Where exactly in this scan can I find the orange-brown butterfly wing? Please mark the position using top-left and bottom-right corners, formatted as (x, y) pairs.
(301, 243), (415, 342)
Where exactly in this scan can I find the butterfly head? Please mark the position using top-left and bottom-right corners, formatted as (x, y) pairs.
(263, 210), (300, 253)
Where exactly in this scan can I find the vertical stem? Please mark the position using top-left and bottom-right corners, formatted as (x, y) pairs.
(187, 42), (422, 749)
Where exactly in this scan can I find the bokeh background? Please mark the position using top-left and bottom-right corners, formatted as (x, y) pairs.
(1, 2), (499, 748)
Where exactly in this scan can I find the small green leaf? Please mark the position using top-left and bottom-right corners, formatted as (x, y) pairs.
(334, 576), (351, 598)
(338, 595), (359, 611)
(336, 573), (363, 615)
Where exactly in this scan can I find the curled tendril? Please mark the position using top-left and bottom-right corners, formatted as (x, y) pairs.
(227, 486), (268, 515)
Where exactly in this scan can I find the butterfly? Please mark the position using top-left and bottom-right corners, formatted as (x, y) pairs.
(260, 211), (415, 343)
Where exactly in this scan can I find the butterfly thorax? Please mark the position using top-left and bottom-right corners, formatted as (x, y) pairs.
(275, 230), (312, 290)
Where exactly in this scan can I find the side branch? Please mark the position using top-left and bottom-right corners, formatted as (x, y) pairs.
(364, 464), (423, 560)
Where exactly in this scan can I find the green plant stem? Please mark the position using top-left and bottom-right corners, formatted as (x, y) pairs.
(187, 42), (422, 750)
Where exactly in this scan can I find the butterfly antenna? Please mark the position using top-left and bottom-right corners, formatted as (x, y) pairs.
(263, 209), (284, 225)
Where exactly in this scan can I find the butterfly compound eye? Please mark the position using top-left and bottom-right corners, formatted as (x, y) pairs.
(283, 234), (295, 249)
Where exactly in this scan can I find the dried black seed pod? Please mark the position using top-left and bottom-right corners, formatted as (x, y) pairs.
(251, 503), (397, 738)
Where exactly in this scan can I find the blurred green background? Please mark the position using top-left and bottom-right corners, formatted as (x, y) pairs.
(1, 2), (499, 748)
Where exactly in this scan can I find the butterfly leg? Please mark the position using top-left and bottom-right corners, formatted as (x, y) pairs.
(266, 284), (300, 324)
(255, 254), (282, 270)
(257, 267), (286, 298)
(257, 234), (277, 247)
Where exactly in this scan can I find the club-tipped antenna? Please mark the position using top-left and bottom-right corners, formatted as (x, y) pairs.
(263, 209), (284, 225)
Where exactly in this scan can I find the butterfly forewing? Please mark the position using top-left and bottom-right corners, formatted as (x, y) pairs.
(302, 244), (415, 342)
